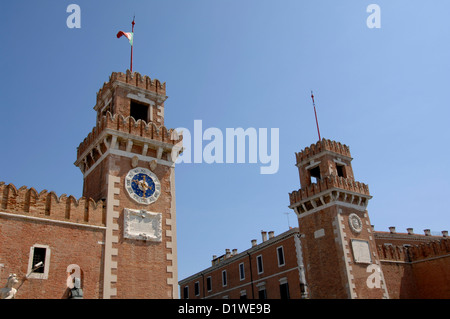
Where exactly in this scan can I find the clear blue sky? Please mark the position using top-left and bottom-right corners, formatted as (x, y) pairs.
(1, 1), (449, 283)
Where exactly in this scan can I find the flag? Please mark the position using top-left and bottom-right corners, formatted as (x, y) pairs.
(117, 31), (133, 46)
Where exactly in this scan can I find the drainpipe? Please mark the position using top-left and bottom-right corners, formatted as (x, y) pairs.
(201, 272), (205, 299)
(246, 251), (255, 299)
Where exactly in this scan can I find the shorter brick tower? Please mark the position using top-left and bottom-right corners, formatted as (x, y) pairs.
(289, 139), (389, 299)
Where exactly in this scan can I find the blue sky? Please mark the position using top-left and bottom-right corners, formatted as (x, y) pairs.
(1, 1), (449, 283)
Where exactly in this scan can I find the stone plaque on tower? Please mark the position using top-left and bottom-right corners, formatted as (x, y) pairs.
(123, 208), (162, 242)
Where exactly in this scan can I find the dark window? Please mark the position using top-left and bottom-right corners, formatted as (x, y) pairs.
(222, 270), (227, 286)
(280, 283), (290, 299)
(183, 286), (189, 299)
(206, 276), (212, 291)
(194, 281), (200, 296)
(239, 263), (245, 280)
(240, 292), (247, 299)
(130, 100), (149, 122)
(309, 166), (321, 183)
(336, 164), (345, 177)
(32, 247), (46, 274)
(257, 255), (264, 274)
(277, 247), (285, 266)
(258, 288), (267, 299)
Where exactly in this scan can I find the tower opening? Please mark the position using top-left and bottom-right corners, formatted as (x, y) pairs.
(130, 100), (149, 122)
(309, 166), (321, 184)
(336, 164), (346, 178)
(32, 247), (46, 274)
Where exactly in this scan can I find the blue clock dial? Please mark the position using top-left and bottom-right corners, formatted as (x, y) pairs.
(131, 173), (156, 198)
(125, 167), (161, 204)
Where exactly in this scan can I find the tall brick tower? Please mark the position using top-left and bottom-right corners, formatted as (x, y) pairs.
(74, 70), (182, 298)
(288, 139), (389, 299)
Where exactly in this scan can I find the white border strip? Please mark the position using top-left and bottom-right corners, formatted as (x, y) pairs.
(0, 211), (106, 230)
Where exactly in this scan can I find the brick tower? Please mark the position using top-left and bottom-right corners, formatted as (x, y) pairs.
(288, 139), (389, 299)
(74, 70), (182, 298)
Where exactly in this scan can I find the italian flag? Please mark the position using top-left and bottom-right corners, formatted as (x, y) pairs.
(117, 31), (133, 46)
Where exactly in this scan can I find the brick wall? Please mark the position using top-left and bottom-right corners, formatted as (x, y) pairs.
(378, 238), (450, 299)
(112, 158), (176, 298)
(0, 214), (105, 299)
(179, 229), (304, 299)
(298, 206), (349, 299)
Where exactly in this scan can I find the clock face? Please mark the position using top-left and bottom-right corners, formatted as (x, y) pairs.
(125, 167), (161, 204)
(348, 213), (363, 233)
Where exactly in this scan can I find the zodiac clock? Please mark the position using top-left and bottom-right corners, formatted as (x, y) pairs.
(125, 167), (161, 205)
(348, 213), (363, 234)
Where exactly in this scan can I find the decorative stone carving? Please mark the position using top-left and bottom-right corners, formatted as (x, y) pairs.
(349, 213), (363, 234)
(123, 208), (162, 242)
(351, 239), (372, 264)
(149, 159), (158, 171)
(131, 155), (139, 168)
(0, 274), (18, 299)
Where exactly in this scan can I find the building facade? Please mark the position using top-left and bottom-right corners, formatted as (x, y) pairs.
(179, 228), (307, 299)
(288, 139), (389, 299)
(180, 139), (449, 299)
(0, 70), (183, 299)
(375, 227), (450, 299)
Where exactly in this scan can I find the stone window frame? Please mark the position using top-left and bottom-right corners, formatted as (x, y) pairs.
(256, 255), (264, 274)
(239, 262), (245, 281)
(27, 244), (51, 280)
(276, 246), (285, 267)
(222, 270), (227, 287)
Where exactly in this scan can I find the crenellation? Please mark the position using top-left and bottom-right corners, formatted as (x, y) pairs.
(377, 244), (410, 262)
(378, 238), (449, 263)
(289, 175), (370, 206)
(112, 70), (166, 94)
(95, 71), (167, 115)
(296, 138), (352, 165)
(77, 112), (182, 159)
(409, 239), (450, 261)
(0, 182), (105, 227)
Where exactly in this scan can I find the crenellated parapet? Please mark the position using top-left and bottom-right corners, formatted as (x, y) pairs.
(75, 111), (183, 175)
(289, 175), (371, 214)
(96, 70), (166, 106)
(77, 111), (182, 158)
(407, 239), (450, 262)
(289, 175), (370, 205)
(377, 238), (450, 263)
(377, 244), (411, 262)
(296, 138), (352, 166)
(0, 182), (105, 227)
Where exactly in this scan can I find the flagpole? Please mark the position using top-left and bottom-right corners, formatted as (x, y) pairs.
(311, 91), (321, 141)
(130, 17), (135, 73)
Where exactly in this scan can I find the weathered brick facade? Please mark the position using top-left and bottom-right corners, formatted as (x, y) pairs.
(0, 70), (182, 299)
(0, 189), (105, 298)
(179, 228), (307, 299)
(179, 139), (449, 299)
(1, 70), (447, 299)
(376, 230), (450, 299)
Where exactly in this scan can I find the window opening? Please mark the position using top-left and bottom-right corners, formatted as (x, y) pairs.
(130, 100), (149, 122)
(309, 166), (321, 183)
(31, 247), (46, 274)
(336, 164), (346, 178)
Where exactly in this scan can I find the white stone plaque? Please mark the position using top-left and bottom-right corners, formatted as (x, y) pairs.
(123, 208), (162, 242)
(351, 239), (372, 264)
